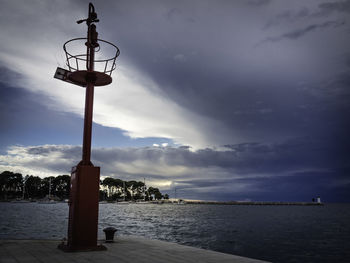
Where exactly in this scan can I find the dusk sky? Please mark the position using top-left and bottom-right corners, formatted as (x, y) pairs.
(0, 0), (349, 202)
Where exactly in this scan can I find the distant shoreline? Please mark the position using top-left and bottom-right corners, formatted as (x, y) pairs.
(1, 199), (324, 206)
(184, 200), (324, 206)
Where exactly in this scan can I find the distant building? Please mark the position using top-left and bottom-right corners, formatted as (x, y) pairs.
(312, 197), (322, 203)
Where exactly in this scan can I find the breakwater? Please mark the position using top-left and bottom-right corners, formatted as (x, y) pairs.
(184, 200), (324, 206)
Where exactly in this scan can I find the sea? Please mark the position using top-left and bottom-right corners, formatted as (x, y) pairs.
(0, 202), (349, 263)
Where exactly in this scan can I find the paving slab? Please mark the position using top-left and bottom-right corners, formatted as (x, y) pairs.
(0, 236), (269, 263)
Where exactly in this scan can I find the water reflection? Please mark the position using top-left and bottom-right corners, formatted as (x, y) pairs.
(1, 202), (350, 262)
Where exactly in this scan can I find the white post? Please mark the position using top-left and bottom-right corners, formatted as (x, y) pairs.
(22, 178), (26, 200)
(48, 178), (51, 200)
(143, 178), (146, 201)
(123, 181), (126, 201)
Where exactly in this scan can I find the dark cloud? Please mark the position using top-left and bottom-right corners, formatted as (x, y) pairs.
(260, 20), (345, 44)
(88, 137), (344, 175)
(264, 7), (310, 29)
(320, 70), (350, 98)
(0, 67), (22, 87)
(303, 69), (350, 108)
(2, 132), (349, 201)
(245, 0), (271, 6)
(263, 1), (350, 29)
(90, 0), (349, 147)
(318, 0), (350, 14)
(2, 0), (349, 148)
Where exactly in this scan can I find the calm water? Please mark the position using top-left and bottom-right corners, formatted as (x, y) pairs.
(0, 202), (349, 262)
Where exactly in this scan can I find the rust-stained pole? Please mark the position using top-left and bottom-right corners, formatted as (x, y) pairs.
(81, 4), (98, 165)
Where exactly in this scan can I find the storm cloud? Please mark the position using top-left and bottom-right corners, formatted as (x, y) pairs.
(260, 20), (345, 44)
(319, 0), (350, 14)
(1, 136), (348, 201)
(0, 0), (349, 201)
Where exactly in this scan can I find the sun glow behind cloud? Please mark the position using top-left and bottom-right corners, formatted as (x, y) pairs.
(0, 144), (265, 199)
(0, 1), (235, 149)
(0, 139), (345, 201)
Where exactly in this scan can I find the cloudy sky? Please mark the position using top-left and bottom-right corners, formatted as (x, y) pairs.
(0, 0), (349, 202)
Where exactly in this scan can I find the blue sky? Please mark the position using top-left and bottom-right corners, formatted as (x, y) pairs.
(0, 0), (349, 202)
(0, 84), (173, 151)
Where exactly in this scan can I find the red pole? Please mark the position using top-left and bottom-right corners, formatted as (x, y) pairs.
(81, 23), (96, 165)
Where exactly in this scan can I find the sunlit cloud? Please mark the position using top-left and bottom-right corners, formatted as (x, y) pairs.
(0, 139), (346, 200)
(0, 1), (233, 149)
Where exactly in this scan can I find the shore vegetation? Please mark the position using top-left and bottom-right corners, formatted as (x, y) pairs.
(0, 171), (167, 202)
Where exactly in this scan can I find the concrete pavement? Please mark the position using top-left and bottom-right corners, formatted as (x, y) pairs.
(0, 236), (269, 263)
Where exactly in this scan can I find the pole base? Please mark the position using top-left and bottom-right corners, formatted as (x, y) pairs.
(67, 165), (101, 249)
(58, 242), (106, 252)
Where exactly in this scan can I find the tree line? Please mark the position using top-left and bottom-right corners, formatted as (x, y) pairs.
(0, 171), (168, 201)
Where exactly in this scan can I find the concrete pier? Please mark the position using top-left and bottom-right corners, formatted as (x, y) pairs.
(0, 236), (269, 263)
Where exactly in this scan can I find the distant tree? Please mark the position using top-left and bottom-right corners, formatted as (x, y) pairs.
(22, 175), (29, 199)
(145, 191), (150, 201)
(25, 175), (42, 198)
(0, 171), (9, 198)
(0, 171), (23, 199)
(126, 180), (137, 200)
(41, 177), (55, 198)
(52, 175), (70, 200)
(102, 177), (117, 198)
(164, 194), (169, 200)
(148, 187), (163, 200)
(155, 192), (163, 200)
(99, 190), (107, 201)
(113, 178), (124, 198)
(1, 171), (164, 202)
(127, 180), (145, 200)
(136, 181), (146, 199)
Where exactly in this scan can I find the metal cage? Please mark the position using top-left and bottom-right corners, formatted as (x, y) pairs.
(63, 38), (120, 86)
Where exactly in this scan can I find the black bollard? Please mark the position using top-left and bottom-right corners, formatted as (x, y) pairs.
(103, 227), (117, 243)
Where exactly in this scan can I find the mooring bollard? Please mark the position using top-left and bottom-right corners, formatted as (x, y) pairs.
(103, 227), (117, 243)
